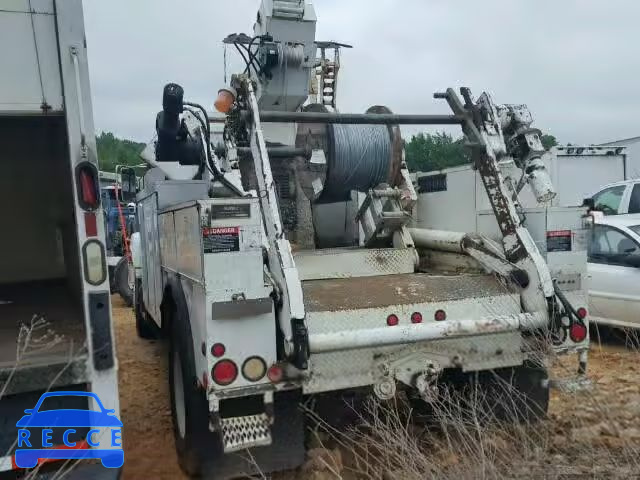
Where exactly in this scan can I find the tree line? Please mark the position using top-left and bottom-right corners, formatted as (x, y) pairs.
(96, 132), (146, 173)
(405, 132), (558, 172)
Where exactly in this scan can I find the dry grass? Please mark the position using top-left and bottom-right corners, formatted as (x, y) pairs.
(302, 333), (640, 480)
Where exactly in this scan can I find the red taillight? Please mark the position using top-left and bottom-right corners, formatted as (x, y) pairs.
(569, 323), (588, 343)
(386, 314), (399, 326)
(212, 360), (237, 386)
(576, 307), (588, 319)
(84, 212), (97, 237)
(79, 168), (98, 208)
(211, 343), (226, 358)
(267, 364), (283, 383)
(434, 309), (447, 321)
(411, 312), (423, 324)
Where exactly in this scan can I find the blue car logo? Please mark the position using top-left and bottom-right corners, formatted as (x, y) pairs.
(15, 391), (123, 469)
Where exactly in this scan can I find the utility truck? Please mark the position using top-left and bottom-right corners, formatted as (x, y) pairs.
(0, 1), (121, 476)
(131, 1), (588, 477)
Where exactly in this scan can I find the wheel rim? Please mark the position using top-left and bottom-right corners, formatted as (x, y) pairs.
(172, 350), (186, 439)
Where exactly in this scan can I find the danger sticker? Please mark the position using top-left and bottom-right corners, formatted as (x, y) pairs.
(203, 226), (240, 253)
(546, 230), (572, 252)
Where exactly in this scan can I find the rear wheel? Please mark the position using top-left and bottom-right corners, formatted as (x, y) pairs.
(115, 257), (134, 307)
(135, 279), (157, 339)
(167, 293), (223, 477)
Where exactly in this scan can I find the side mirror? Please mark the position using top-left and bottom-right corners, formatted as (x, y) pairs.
(582, 197), (595, 210)
(623, 255), (640, 268)
(120, 168), (137, 202)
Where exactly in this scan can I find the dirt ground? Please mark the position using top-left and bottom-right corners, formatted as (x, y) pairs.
(113, 295), (640, 479)
(113, 296), (187, 480)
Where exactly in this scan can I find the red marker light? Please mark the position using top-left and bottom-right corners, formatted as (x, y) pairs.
(576, 307), (588, 319)
(211, 343), (226, 358)
(434, 310), (447, 321)
(411, 312), (423, 324)
(267, 364), (283, 383)
(386, 314), (399, 326)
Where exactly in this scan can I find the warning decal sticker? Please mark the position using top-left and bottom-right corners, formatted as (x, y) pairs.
(546, 230), (572, 252)
(203, 226), (240, 253)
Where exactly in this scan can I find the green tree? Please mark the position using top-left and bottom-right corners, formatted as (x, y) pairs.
(405, 132), (470, 172)
(541, 134), (558, 151)
(96, 132), (146, 173)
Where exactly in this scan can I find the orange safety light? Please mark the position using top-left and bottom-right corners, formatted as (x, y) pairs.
(214, 87), (237, 113)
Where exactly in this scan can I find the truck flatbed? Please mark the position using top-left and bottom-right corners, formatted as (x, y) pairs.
(302, 273), (510, 312)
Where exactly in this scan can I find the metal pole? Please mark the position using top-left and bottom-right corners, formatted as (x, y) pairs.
(240, 111), (464, 125)
(214, 146), (311, 159)
(308, 312), (547, 354)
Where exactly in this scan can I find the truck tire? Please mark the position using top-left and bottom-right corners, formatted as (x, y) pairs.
(135, 279), (157, 339)
(115, 257), (133, 307)
(167, 289), (223, 477)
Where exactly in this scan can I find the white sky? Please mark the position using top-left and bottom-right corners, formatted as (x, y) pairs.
(84, 0), (640, 145)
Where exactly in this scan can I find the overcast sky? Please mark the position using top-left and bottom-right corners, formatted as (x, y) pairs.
(84, 0), (640, 145)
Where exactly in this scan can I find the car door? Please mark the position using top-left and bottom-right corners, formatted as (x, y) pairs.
(627, 183), (640, 214)
(588, 224), (640, 327)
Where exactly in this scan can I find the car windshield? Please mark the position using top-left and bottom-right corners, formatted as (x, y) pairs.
(630, 225), (640, 237)
(36, 395), (102, 413)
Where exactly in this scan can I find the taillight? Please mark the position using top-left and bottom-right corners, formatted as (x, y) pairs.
(267, 364), (283, 383)
(82, 240), (106, 285)
(569, 323), (588, 343)
(576, 307), (588, 319)
(76, 163), (100, 210)
(411, 312), (423, 324)
(212, 360), (238, 386)
(84, 212), (98, 237)
(434, 309), (447, 321)
(386, 314), (399, 326)
(242, 357), (267, 382)
(211, 343), (226, 358)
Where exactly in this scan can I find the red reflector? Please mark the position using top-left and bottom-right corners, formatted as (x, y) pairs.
(79, 169), (98, 207)
(569, 323), (588, 343)
(84, 212), (97, 237)
(411, 312), (423, 324)
(434, 309), (447, 321)
(267, 364), (283, 383)
(576, 307), (588, 319)
(386, 314), (399, 326)
(212, 360), (237, 386)
(211, 343), (226, 358)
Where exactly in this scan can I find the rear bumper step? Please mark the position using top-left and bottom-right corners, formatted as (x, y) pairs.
(221, 413), (272, 453)
(308, 312), (547, 354)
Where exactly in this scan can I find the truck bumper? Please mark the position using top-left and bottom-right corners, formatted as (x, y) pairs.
(308, 312), (547, 354)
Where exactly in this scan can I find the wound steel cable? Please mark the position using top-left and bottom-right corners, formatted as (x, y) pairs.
(324, 123), (391, 199)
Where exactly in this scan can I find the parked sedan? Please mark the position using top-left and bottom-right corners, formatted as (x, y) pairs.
(588, 214), (640, 328)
